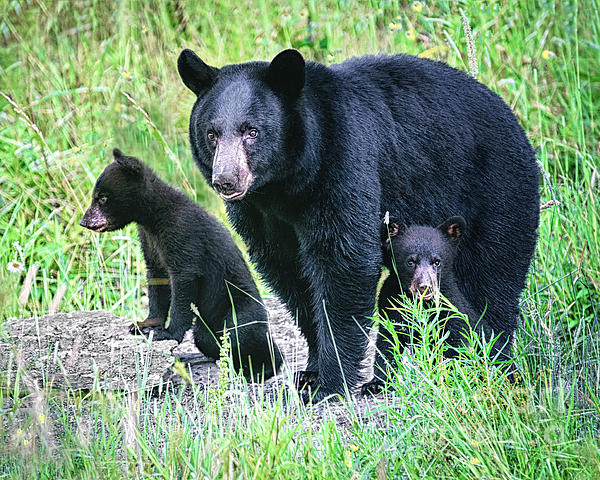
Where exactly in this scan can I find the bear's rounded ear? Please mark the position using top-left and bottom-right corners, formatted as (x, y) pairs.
(438, 216), (466, 242)
(267, 49), (305, 97)
(380, 217), (403, 244)
(177, 49), (219, 96)
(113, 149), (143, 176)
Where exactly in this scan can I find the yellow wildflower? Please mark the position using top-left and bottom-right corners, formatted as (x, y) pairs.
(389, 22), (403, 32)
(412, 1), (424, 13)
(38, 413), (46, 424)
(418, 45), (449, 59)
(470, 457), (481, 465)
(23, 439), (30, 446)
(406, 28), (417, 40)
(16, 428), (23, 435)
(541, 50), (555, 60)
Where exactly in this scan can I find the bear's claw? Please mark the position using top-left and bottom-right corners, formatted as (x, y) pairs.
(361, 379), (385, 396)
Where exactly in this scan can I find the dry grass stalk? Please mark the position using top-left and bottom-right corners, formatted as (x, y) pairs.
(18, 262), (40, 306)
(459, 8), (478, 78)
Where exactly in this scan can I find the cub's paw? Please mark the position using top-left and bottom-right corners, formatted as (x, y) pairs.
(294, 370), (318, 391)
(129, 318), (165, 335)
(140, 327), (180, 342)
(361, 378), (385, 396)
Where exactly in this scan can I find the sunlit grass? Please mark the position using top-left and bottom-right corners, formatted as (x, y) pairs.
(0, 0), (598, 478)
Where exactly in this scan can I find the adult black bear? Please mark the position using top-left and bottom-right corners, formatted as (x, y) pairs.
(177, 49), (539, 401)
(362, 216), (491, 395)
(80, 149), (283, 380)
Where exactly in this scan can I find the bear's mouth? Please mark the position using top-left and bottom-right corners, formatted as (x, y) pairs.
(90, 223), (111, 232)
(84, 222), (117, 233)
(218, 173), (253, 201)
(220, 189), (247, 201)
(420, 292), (434, 302)
(410, 286), (436, 302)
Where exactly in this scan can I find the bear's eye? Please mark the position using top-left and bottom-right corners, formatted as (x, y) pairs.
(207, 130), (217, 142)
(407, 259), (415, 268)
(433, 259), (441, 267)
(98, 196), (108, 206)
(247, 128), (258, 139)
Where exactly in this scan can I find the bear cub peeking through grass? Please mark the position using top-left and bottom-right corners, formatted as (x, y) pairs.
(362, 216), (490, 395)
(80, 149), (283, 381)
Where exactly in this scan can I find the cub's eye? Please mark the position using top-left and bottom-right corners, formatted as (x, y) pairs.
(433, 259), (441, 267)
(247, 128), (258, 139)
(407, 259), (415, 268)
(98, 196), (108, 206)
(207, 131), (217, 142)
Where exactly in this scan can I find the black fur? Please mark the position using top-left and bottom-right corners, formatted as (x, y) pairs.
(178, 50), (540, 401)
(362, 217), (490, 395)
(80, 149), (283, 380)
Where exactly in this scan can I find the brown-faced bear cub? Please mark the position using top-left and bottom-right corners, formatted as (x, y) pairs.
(362, 216), (490, 395)
(80, 149), (283, 380)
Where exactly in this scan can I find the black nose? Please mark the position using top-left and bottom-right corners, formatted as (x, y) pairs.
(212, 176), (238, 195)
(79, 217), (88, 228)
(418, 284), (431, 295)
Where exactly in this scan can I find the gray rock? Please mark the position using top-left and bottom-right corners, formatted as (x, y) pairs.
(0, 298), (310, 392)
(0, 310), (178, 391)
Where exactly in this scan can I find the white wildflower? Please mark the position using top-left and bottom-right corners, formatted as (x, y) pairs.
(7, 260), (25, 274)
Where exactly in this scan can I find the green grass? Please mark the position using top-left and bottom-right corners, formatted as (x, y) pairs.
(1, 0), (599, 478)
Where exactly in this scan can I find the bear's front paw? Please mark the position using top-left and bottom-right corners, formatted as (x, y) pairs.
(361, 378), (385, 396)
(299, 384), (343, 404)
(129, 323), (143, 335)
(294, 370), (319, 391)
(129, 317), (165, 335)
(298, 377), (346, 404)
(140, 326), (180, 342)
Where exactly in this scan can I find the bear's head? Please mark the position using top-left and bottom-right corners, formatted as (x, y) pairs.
(80, 149), (147, 232)
(177, 49), (306, 201)
(382, 216), (466, 301)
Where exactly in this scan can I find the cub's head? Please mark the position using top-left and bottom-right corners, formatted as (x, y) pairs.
(382, 216), (466, 301)
(177, 48), (306, 201)
(80, 149), (147, 232)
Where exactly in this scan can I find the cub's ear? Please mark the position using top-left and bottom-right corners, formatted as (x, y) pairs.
(438, 216), (466, 243)
(267, 49), (305, 97)
(380, 216), (402, 244)
(113, 148), (143, 175)
(177, 49), (219, 96)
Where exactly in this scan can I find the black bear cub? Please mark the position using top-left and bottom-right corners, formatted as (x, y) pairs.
(362, 216), (487, 395)
(80, 149), (283, 380)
